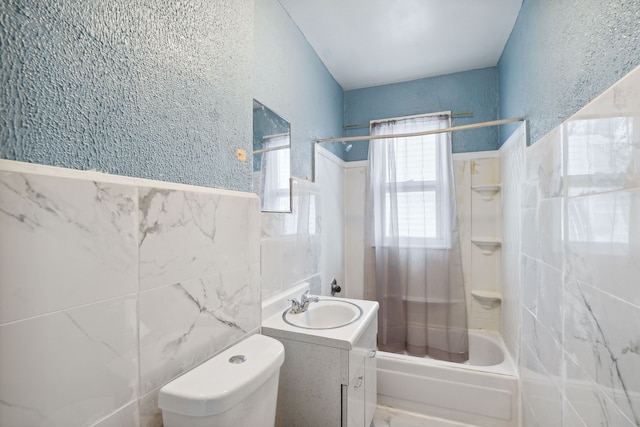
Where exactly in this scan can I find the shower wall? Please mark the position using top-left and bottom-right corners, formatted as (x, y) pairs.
(454, 154), (503, 331)
(317, 146), (505, 332)
(499, 124), (526, 364)
(314, 147), (346, 296)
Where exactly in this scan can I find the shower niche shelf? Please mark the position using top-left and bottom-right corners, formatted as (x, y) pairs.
(471, 237), (502, 255)
(471, 184), (501, 201)
(471, 290), (502, 309)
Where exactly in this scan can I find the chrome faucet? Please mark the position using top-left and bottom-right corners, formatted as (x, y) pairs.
(288, 290), (319, 314)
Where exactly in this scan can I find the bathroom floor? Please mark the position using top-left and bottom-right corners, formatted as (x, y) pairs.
(372, 405), (479, 427)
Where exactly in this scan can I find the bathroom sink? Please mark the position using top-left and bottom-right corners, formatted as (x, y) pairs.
(282, 299), (363, 329)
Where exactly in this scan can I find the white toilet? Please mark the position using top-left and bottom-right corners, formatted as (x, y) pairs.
(158, 334), (285, 427)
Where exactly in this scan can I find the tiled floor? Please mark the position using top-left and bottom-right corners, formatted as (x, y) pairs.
(372, 405), (478, 427)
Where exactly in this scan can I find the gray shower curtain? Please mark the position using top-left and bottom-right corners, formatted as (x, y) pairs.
(364, 113), (468, 362)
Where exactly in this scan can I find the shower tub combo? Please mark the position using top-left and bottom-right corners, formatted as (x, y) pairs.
(377, 330), (519, 427)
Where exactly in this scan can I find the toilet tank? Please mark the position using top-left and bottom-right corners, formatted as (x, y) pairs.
(158, 334), (285, 427)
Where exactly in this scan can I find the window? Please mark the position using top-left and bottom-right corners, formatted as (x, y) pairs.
(371, 113), (452, 248)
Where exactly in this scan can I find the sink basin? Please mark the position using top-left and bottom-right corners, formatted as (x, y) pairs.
(282, 299), (364, 329)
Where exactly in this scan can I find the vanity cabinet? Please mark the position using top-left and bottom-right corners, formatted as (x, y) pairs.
(345, 319), (377, 427)
(263, 313), (377, 427)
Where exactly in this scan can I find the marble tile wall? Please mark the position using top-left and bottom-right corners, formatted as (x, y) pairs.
(513, 65), (640, 426)
(0, 160), (261, 427)
(260, 177), (322, 300)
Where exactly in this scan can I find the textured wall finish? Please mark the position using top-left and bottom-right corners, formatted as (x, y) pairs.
(498, 0), (640, 145)
(343, 67), (500, 160)
(253, 0), (344, 179)
(1, 0), (253, 191)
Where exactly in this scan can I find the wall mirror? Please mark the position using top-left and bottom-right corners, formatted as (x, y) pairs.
(253, 100), (292, 212)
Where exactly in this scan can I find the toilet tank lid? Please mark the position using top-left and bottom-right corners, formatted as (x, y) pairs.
(158, 334), (285, 417)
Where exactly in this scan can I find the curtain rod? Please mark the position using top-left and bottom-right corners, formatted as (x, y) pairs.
(316, 117), (525, 144)
(343, 111), (474, 129)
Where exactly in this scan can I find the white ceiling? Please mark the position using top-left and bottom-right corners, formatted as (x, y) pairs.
(278, 0), (522, 90)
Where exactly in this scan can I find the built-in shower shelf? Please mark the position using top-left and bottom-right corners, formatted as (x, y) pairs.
(471, 290), (502, 309)
(471, 184), (501, 201)
(471, 237), (502, 255)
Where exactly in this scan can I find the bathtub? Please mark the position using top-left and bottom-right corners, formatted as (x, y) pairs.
(377, 330), (519, 427)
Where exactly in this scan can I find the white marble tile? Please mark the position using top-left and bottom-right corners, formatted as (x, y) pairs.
(520, 180), (539, 210)
(519, 343), (563, 427)
(138, 187), (260, 290)
(564, 116), (640, 197)
(525, 126), (564, 200)
(138, 266), (259, 393)
(534, 262), (563, 344)
(284, 178), (321, 236)
(0, 296), (138, 427)
(282, 235), (306, 286)
(565, 189), (640, 306)
(563, 279), (640, 424)
(261, 237), (284, 299)
(307, 273), (323, 295)
(564, 353), (637, 427)
(538, 197), (564, 270)
(521, 198), (564, 271)
(563, 66), (640, 197)
(0, 171), (138, 323)
(520, 207), (539, 263)
(521, 309), (563, 380)
(92, 402), (139, 427)
(562, 399), (588, 427)
(261, 211), (285, 238)
(520, 255), (538, 315)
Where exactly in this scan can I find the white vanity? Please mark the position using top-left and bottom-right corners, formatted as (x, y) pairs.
(262, 287), (378, 427)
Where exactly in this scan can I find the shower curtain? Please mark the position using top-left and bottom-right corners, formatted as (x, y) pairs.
(364, 113), (468, 362)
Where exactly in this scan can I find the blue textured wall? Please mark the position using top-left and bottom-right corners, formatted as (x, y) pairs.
(499, 0), (640, 145)
(342, 68), (499, 161)
(1, 0), (253, 191)
(253, 0), (343, 179)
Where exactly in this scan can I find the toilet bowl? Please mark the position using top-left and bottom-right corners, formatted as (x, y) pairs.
(158, 334), (285, 427)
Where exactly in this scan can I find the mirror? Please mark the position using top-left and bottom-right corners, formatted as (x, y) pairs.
(253, 100), (292, 212)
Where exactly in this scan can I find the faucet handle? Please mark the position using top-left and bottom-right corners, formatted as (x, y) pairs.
(330, 278), (341, 296)
(288, 298), (301, 311)
(300, 290), (319, 304)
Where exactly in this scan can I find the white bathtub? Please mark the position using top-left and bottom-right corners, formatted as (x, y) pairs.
(377, 330), (519, 427)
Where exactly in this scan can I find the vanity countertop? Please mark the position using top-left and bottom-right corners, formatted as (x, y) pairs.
(261, 296), (379, 350)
